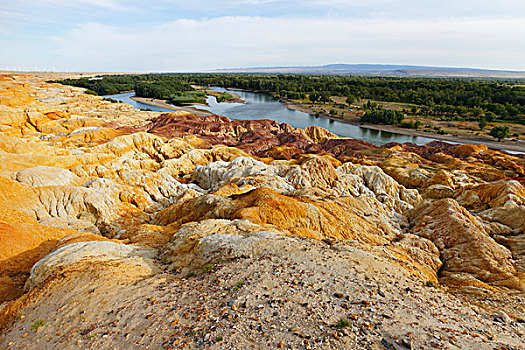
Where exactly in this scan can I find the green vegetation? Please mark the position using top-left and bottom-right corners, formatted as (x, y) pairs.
(57, 75), (137, 95)
(426, 281), (437, 288)
(335, 317), (351, 328)
(202, 264), (214, 273)
(400, 119), (421, 129)
(233, 281), (245, 290)
(478, 116), (487, 130)
(57, 74), (525, 125)
(361, 108), (404, 125)
(31, 319), (46, 331)
(169, 91), (206, 105)
(215, 92), (233, 102)
(489, 125), (510, 141)
(184, 74), (525, 124)
(135, 80), (193, 100)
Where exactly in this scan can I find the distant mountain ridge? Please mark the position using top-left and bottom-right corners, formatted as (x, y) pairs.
(206, 64), (525, 78)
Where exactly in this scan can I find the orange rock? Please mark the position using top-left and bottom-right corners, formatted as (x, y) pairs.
(452, 144), (488, 158)
(155, 187), (398, 244)
(303, 125), (340, 142)
(0, 221), (77, 302)
(408, 199), (523, 291)
(455, 180), (525, 211)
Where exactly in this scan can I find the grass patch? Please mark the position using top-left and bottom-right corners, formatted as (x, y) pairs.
(202, 264), (214, 273)
(216, 93), (233, 103)
(170, 91), (206, 105)
(335, 318), (351, 328)
(426, 280), (437, 288)
(31, 319), (46, 331)
(233, 281), (245, 290)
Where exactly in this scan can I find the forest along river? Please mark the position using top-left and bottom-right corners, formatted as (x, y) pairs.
(105, 89), (437, 146)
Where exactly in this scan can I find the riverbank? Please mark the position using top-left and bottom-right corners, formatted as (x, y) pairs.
(284, 100), (525, 153)
(190, 85), (245, 104)
(130, 96), (214, 116)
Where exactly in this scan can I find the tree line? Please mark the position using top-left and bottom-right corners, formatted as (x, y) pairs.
(56, 73), (525, 124)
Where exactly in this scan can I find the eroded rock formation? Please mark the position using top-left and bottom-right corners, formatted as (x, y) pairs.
(0, 74), (523, 349)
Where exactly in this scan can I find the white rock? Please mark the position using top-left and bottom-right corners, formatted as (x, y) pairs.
(192, 157), (277, 191)
(15, 166), (79, 187)
(162, 219), (294, 269)
(497, 310), (513, 323)
(25, 241), (156, 291)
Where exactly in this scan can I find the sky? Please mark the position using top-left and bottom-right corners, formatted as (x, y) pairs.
(1, 0), (525, 72)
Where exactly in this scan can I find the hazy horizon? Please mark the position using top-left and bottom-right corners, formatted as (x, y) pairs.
(1, 1), (525, 72)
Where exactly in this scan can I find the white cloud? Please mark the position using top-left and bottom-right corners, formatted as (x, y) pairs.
(51, 15), (525, 72)
(10, 0), (130, 10)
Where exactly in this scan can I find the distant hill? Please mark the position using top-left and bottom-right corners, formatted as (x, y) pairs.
(206, 64), (525, 78)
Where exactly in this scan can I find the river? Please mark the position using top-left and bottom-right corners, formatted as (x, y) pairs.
(105, 89), (437, 146)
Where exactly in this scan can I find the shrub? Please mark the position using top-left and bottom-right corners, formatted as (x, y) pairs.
(233, 281), (245, 290)
(401, 119), (420, 129)
(426, 281), (437, 288)
(489, 125), (510, 141)
(170, 91), (207, 105)
(361, 109), (404, 125)
(202, 264), (214, 273)
(31, 319), (46, 331)
(335, 318), (351, 328)
(216, 93), (233, 103)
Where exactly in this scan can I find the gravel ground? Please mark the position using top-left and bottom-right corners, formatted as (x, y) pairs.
(1, 238), (523, 350)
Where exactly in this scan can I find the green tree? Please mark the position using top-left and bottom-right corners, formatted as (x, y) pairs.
(309, 91), (320, 103)
(346, 95), (356, 104)
(485, 111), (496, 122)
(478, 116), (487, 130)
(320, 91), (331, 103)
(489, 125), (510, 141)
(472, 106), (484, 119)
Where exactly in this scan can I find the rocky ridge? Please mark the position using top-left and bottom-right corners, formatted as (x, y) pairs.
(0, 74), (523, 349)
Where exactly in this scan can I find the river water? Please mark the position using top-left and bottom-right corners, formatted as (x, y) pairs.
(104, 89), (436, 146)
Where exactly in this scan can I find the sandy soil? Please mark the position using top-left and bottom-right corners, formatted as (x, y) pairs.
(1, 238), (523, 350)
(130, 96), (214, 116)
